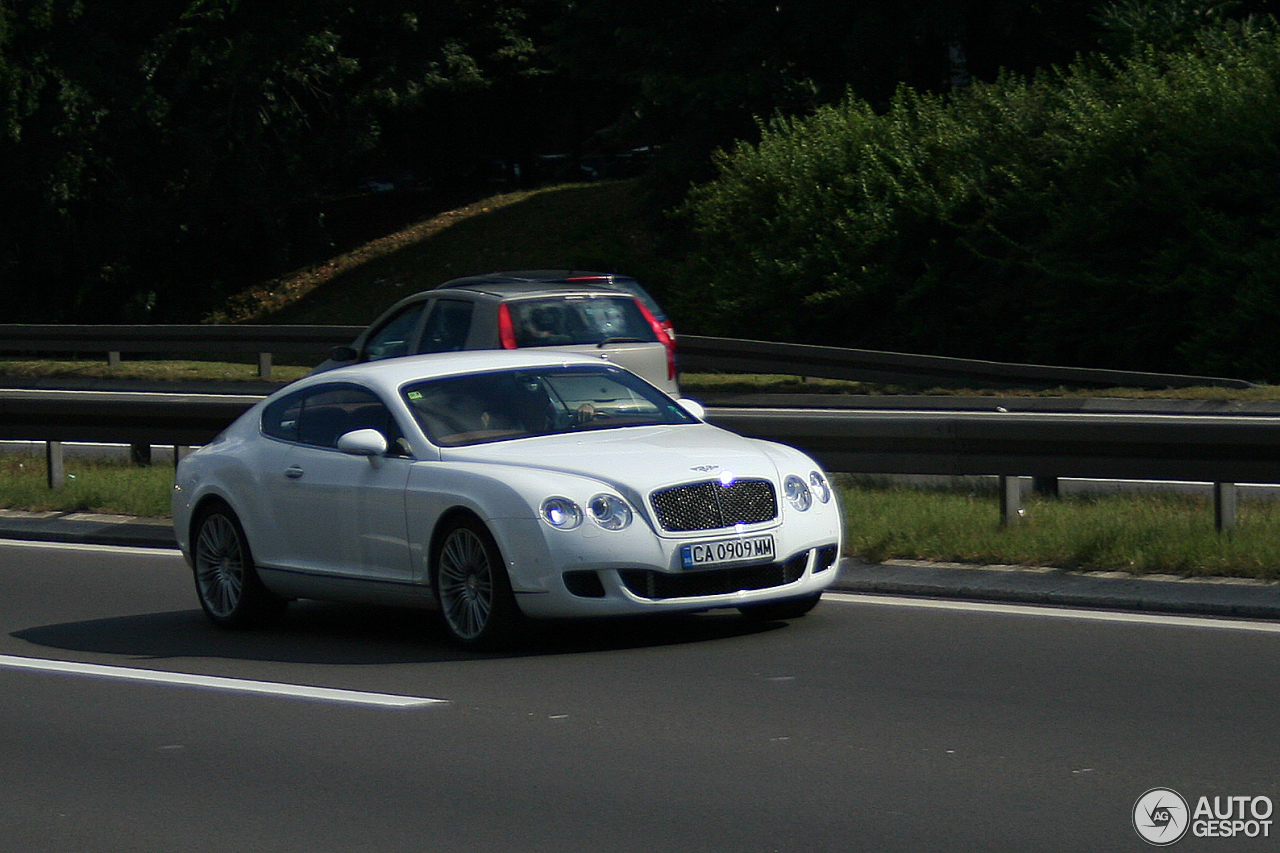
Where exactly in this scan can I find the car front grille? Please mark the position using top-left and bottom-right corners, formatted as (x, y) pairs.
(649, 478), (777, 532)
(618, 551), (809, 600)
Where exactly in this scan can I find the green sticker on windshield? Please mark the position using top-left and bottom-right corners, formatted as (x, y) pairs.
(407, 391), (423, 400)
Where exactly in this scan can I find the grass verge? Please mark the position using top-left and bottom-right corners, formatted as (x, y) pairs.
(841, 477), (1280, 581)
(0, 452), (175, 518)
(0, 357), (312, 385)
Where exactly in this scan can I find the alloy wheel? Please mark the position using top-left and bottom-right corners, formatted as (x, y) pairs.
(437, 527), (495, 641)
(194, 512), (246, 620)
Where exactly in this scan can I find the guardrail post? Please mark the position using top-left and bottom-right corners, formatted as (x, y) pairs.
(258, 351), (272, 379)
(999, 476), (1024, 526)
(1214, 482), (1238, 533)
(46, 441), (65, 488)
(130, 442), (152, 466)
(1032, 476), (1059, 497)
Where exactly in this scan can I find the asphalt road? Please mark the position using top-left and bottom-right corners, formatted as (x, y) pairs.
(3, 540), (1279, 852)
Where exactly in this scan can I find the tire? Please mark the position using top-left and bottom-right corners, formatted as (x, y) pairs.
(191, 503), (285, 628)
(738, 592), (822, 622)
(432, 517), (521, 649)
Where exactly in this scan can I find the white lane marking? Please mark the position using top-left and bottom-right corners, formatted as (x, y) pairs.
(0, 655), (446, 708)
(825, 592), (1280, 634)
(0, 538), (178, 556)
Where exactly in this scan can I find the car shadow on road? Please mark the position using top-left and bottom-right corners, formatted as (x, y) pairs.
(10, 601), (791, 666)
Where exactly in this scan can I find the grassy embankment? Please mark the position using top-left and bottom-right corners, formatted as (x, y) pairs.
(4, 180), (1279, 579)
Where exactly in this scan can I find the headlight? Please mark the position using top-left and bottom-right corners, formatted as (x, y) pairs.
(589, 494), (633, 530)
(784, 474), (812, 511)
(809, 470), (832, 504)
(541, 497), (583, 529)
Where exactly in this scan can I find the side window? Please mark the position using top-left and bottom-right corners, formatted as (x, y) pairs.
(363, 301), (426, 362)
(417, 299), (474, 353)
(264, 385), (403, 450)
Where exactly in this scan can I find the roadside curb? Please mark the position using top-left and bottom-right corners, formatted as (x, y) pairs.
(4, 510), (1280, 621)
(835, 559), (1280, 620)
(0, 509), (175, 550)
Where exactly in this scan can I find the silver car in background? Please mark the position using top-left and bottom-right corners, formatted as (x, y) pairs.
(321, 271), (679, 395)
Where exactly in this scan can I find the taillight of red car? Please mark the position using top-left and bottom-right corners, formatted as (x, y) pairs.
(497, 302), (518, 349)
(634, 299), (677, 381)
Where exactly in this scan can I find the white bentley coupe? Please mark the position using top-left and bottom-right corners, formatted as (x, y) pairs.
(172, 351), (843, 647)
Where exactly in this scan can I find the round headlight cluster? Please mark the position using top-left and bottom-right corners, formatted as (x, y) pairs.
(784, 474), (812, 512)
(541, 494), (633, 531)
(809, 471), (832, 504)
(589, 494), (633, 530)
(541, 497), (582, 530)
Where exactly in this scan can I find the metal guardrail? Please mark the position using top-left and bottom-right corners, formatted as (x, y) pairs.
(0, 389), (254, 447)
(709, 407), (1280, 482)
(0, 323), (1264, 529)
(0, 324), (1252, 389)
(1, 389), (1275, 530)
(0, 324), (363, 378)
(676, 336), (1253, 390)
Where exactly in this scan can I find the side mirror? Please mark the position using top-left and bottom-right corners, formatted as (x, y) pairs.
(329, 345), (358, 363)
(676, 398), (706, 420)
(337, 428), (388, 459)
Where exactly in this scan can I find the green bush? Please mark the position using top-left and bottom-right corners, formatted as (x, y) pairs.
(677, 21), (1280, 379)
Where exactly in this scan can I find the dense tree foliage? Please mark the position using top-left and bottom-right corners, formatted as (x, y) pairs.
(677, 14), (1280, 378)
(0, 0), (570, 321)
(553, 0), (1103, 199)
(2, 0), (1120, 322)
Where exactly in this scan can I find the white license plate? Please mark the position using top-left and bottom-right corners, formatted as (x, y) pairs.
(681, 534), (775, 569)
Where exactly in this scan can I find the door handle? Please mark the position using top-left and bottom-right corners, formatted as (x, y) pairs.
(284, 466), (304, 479)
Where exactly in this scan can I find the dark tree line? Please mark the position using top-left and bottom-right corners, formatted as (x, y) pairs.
(0, 0), (1253, 322)
(1, 0), (575, 321)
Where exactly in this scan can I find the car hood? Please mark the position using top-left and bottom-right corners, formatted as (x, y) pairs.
(439, 423), (792, 493)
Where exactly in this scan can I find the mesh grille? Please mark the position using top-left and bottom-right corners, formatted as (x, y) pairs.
(650, 479), (777, 532)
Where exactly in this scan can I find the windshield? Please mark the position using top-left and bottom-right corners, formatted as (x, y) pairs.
(402, 366), (696, 447)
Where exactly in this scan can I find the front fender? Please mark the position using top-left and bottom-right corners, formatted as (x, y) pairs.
(405, 462), (620, 593)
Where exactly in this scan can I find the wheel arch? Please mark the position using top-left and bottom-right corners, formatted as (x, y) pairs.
(188, 492), (238, 543)
(183, 489), (262, 564)
(426, 506), (491, 588)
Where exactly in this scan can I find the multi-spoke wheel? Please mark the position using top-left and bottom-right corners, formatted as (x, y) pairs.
(192, 503), (284, 628)
(433, 517), (520, 649)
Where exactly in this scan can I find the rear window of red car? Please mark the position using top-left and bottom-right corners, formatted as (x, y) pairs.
(506, 296), (657, 347)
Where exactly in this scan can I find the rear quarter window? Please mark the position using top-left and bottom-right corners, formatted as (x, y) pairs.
(262, 392), (303, 442)
(262, 385), (402, 448)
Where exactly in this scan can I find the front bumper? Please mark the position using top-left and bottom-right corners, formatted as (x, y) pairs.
(511, 537), (841, 619)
